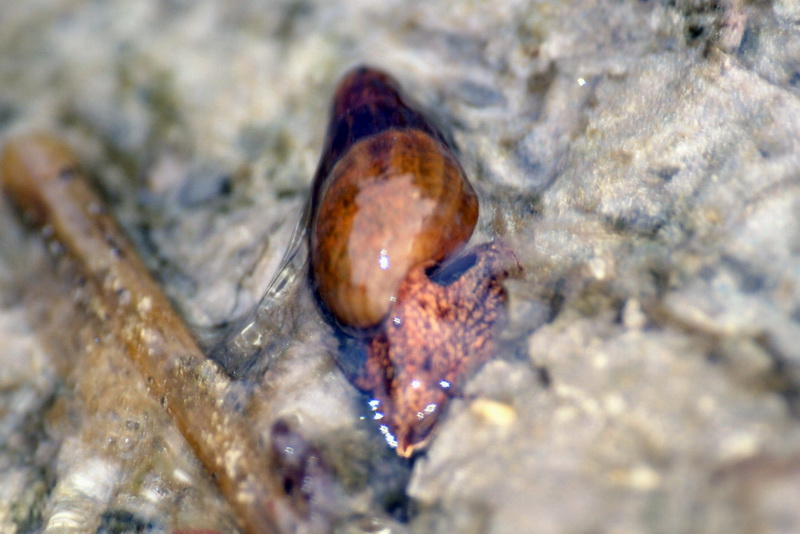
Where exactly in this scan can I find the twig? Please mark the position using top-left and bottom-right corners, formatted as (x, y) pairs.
(1, 133), (300, 534)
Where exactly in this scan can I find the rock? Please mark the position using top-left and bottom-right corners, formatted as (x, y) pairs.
(1, 0), (799, 533)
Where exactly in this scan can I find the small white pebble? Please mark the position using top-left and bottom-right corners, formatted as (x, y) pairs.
(470, 398), (516, 427)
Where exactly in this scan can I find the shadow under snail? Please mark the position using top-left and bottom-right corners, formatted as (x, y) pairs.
(306, 66), (521, 457)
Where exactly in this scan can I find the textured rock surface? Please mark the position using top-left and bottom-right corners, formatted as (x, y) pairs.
(2, 0), (800, 533)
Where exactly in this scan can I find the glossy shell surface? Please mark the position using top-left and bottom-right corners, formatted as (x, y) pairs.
(309, 66), (479, 331)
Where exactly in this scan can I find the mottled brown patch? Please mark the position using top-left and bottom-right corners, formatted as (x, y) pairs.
(358, 241), (522, 457)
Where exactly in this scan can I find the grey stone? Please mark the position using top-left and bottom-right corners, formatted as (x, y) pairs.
(1, 1), (799, 533)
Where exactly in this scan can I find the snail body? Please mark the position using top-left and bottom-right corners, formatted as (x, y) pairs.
(309, 66), (479, 332)
(360, 241), (520, 457)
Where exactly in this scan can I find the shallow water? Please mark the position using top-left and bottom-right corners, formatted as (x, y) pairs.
(2, 1), (800, 533)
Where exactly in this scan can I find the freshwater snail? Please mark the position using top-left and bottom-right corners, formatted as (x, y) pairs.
(307, 67), (520, 457)
(309, 66), (479, 332)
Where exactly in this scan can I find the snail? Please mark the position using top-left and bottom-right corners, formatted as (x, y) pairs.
(210, 66), (518, 456)
(309, 66), (479, 332)
(307, 66), (520, 457)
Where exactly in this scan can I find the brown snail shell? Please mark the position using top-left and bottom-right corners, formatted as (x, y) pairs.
(309, 66), (479, 332)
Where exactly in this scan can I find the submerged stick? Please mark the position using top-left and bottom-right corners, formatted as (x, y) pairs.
(0, 134), (298, 534)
